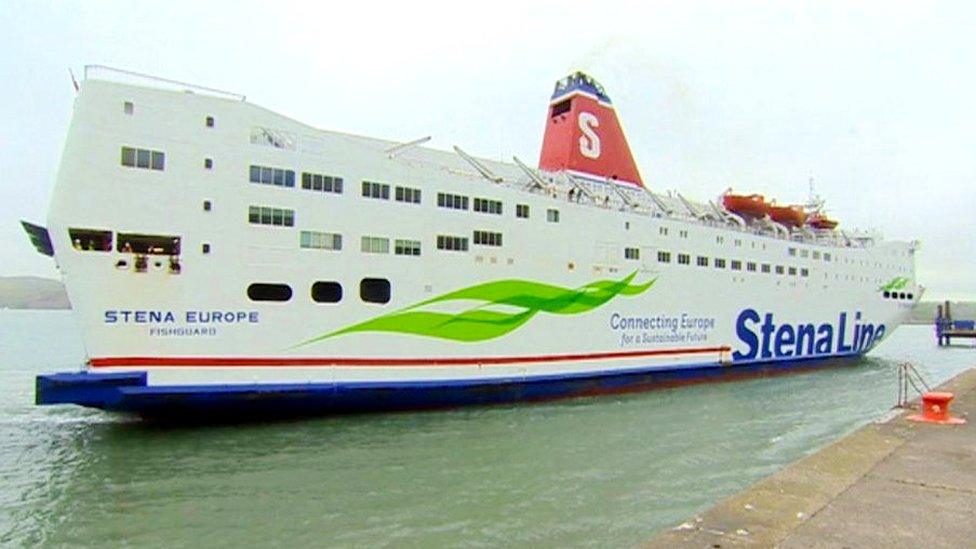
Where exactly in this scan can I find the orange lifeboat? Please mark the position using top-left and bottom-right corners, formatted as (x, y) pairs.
(807, 213), (839, 230)
(722, 193), (768, 218)
(768, 204), (808, 228)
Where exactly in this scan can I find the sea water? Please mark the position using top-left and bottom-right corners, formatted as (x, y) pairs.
(0, 311), (972, 547)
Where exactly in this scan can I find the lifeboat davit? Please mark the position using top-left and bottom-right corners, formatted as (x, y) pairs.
(808, 213), (839, 230)
(722, 193), (768, 218)
(768, 204), (808, 228)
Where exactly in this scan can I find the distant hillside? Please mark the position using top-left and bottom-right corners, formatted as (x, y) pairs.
(908, 301), (976, 325)
(0, 276), (70, 310)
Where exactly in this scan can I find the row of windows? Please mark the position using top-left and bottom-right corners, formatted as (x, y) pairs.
(362, 181), (390, 199)
(247, 279), (390, 304)
(883, 291), (914, 300)
(438, 192), (468, 210)
(473, 230), (503, 247)
(300, 230), (342, 250)
(624, 247), (639, 260)
(654, 251), (810, 277)
(396, 186), (422, 204)
(301, 172), (343, 194)
(789, 247), (832, 262)
(250, 164), (296, 187)
(248, 206), (295, 227)
(121, 147), (165, 171)
(437, 235), (469, 251)
(473, 198), (503, 215)
(361, 236), (390, 254)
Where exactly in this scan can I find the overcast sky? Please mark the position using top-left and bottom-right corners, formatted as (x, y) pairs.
(2, 1), (974, 300)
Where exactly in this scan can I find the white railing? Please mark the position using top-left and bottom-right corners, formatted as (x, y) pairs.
(83, 65), (246, 101)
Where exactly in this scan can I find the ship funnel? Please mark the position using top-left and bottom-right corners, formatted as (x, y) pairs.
(538, 72), (644, 188)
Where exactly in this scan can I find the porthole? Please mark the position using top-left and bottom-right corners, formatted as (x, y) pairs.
(312, 281), (343, 303)
(883, 291), (890, 298)
(247, 283), (292, 302)
(360, 278), (391, 304)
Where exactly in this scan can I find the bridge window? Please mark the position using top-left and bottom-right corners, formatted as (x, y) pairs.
(473, 231), (502, 247)
(247, 283), (292, 302)
(731, 260), (742, 270)
(116, 233), (180, 255)
(657, 251), (671, 263)
(311, 281), (342, 303)
(68, 228), (112, 252)
(677, 253), (690, 265)
(360, 278), (391, 304)
(249, 165), (295, 187)
(625, 248), (640, 260)
(362, 181), (390, 199)
(302, 172), (343, 194)
(714, 258), (726, 269)
(516, 204), (530, 218)
(547, 209), (560, 223)
(697, 256), (708, 267)
(121, 146), (165, 171)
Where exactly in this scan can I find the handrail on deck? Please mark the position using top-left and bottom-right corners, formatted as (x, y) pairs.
(83, 65), (246, 101)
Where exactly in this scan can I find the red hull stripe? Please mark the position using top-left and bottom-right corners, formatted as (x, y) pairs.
(89, 346), (731, 368)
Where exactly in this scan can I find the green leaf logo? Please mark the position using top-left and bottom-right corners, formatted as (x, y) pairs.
(300, 271), (655, 345)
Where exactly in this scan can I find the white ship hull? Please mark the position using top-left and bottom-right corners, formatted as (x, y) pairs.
(33, 68), (919, 417)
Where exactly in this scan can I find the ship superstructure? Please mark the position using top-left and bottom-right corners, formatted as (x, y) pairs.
(28, 67), (919, 417)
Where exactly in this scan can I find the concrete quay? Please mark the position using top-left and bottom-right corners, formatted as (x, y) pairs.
(648, 366), (976, 548)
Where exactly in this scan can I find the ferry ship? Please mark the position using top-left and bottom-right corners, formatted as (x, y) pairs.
(26, 66), (919, 418)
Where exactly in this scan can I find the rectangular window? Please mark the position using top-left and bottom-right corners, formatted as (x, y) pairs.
(824, 253), (832, 262)
(657, 251), (671, 263)
(677, 253), (690, 265)
(68, 228), (113, 252)
(360, 236), (390, 254)
(625, 247), (640, 260)
(547, 208), (560, 223)
(731, 260), (742, 270)
(746, 262), (757, 272)
(301, 172), (343, 194)
(116, 232), (180, 255)
(361, 181), (390, 199)
(800, 267), (809, 277)
(437, 192), (469, 210)
(775, 265), (785, 275)
(761, 263), (771, 273)
(249, 165), (295, 187)
(473, 198), (503, 214)
(697, 256), (709, 267)
(436, 235), (469, 252)
(788, 247), (797, 256)
(248, 205), (294, 227)
(394, 239), (421, 256)
(660, 227), (669, 236)
(800, 249), (809, 258)
(516, 204), (530, 218)
(395, 186), (422, 204)
(121, 146), (165, 171)
(788, 266), (798, 276)
(812, 251), (821, 260)
(300, 230), (342, 250)
(714, 258), (727, 269)
(473, 230), (503, 247)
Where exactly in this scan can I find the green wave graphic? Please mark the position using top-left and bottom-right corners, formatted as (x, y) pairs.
(300, 271), (655, 345)
(879, 277), (909, 292)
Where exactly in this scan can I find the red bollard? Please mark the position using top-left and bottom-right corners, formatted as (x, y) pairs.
(907, 392), (967, 425)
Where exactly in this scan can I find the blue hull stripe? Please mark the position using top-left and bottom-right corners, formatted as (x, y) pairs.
(36, 354), (861, 418)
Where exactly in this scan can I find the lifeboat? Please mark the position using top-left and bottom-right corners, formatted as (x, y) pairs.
(722, 193), (768, 218)
(807, 213), (839, 230)
(767, 204), (808, 228)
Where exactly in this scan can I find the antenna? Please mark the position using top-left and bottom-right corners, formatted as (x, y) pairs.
(68, 68), (79, 92)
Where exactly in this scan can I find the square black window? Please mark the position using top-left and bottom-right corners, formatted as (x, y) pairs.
(206, 116), (214, 128)
(204, 158), (213, 169)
